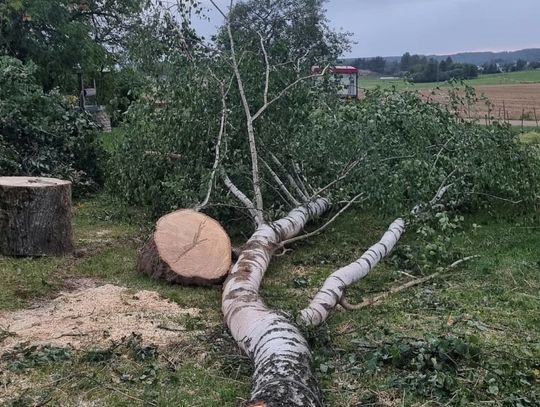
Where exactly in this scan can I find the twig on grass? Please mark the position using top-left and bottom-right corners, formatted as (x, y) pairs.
(340, 255), (481, 310)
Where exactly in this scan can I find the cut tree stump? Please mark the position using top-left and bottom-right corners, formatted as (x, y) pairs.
(0, 177), (74, 256)
(138, 209), (232, 286)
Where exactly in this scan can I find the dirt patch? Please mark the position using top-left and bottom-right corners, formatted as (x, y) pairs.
(0, 283), (199, 353)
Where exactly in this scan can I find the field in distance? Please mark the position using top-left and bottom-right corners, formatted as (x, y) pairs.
(359, 70), (540, 122)
(360, 69), (540, 90)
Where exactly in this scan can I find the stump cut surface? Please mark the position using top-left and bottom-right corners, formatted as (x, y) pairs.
(0, 176), (71, 188)
(138, 210), (231, 285)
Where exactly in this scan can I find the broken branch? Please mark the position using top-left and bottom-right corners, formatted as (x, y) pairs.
(340, 255), (481, 310)
(279, 193), (364, 247)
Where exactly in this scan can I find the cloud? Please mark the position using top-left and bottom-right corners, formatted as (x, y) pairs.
(327, 0), (540, 56)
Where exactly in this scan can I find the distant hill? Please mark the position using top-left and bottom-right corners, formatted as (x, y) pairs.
(342, 48), (540, 66)
(428, 49), (540, 65)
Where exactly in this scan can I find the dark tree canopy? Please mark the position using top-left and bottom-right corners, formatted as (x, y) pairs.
(0, 0), (144, 91)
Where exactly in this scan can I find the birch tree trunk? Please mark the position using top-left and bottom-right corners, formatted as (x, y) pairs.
(222, 198), (330, 407)
(298, 218), (405, 327)
(137, 210), (231, 286)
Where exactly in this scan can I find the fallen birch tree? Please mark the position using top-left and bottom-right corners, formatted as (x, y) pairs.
(110, 2), (540, 406)
(204, 2), (413, 404)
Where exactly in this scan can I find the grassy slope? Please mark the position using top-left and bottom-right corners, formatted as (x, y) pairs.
(1, 195), (539, 406)
(361, 69), (540, 90)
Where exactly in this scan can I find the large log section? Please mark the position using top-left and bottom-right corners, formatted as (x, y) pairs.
(0, 176), (73, 256)
(138, 209), (232, 286)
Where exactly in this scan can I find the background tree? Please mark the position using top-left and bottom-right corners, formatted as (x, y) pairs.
(482, 62), (500, 74)
(222, 0), (350, 64)
(515, 58), (528, 71)
(351, 56), (386, 73)
(439, 56), (453, 72)
(400, 51), (411, 71)
(0, 0), (144, 92)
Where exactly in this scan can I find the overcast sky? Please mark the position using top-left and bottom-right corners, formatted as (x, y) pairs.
(193, 0), (540, 57)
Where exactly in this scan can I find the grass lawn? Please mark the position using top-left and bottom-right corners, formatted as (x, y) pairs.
(361, 69), (540, 90)
(1, 195), (539, 406)
(98, 127), (126, 152)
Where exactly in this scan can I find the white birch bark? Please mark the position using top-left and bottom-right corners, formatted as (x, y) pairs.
(226, 19), (265, 222)
(262, 159), (301, 206)
(298, 218), (405, 327)
(222, 198), (331, 406)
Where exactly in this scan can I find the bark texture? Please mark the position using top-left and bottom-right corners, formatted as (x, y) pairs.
(299, 218), (405, 327)
(0, 176), (73, 256)
(223, 198), (331, 407)
(138, 209), (231, 286)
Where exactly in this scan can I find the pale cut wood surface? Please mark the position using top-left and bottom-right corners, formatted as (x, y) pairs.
(138, 210), (232, 286)
(0, 176), (71, 187)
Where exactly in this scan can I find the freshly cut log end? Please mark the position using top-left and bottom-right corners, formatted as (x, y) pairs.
(0, 176), (74, 257)
(138, 209), (232, 286)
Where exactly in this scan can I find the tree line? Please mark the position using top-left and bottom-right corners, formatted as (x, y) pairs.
(351, 52), (540, 83)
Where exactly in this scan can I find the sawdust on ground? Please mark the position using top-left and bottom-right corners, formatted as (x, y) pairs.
(0, 281), (200, 353)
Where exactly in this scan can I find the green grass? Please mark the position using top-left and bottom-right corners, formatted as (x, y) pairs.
(1, 195), (539, 406)
(99, 127), (126, 153)
(361, 69), (540, 90)
(521, 131), (540, 145)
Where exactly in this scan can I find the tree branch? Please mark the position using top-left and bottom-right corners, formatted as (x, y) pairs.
(221, 169), (261, 225)
(196, 82), (228, 211)
(261, 158), (300, 206)
(251, 65), (330, 122)
(258, 32), (270, 107)
(222, 3), (265, 223)
(292, 162), (313, 196)
(309, 158), (363, 200)
(298, 218), (406, 327)
(340, 255), (481, 310)
(269, 152), (309, 202)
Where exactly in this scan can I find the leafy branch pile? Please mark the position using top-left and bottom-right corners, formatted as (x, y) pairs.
(109, 78), (540, 219)
(300, 86), (539, 213)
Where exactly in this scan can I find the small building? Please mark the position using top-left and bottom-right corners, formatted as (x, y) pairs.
(312, 65), (359, 98)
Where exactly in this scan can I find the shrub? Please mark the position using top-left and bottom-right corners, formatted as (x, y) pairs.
(0, 56), (102, 190)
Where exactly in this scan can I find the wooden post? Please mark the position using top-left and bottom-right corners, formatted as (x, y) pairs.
(0, 177), (74, 256)
(534, 107), (539, 131)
